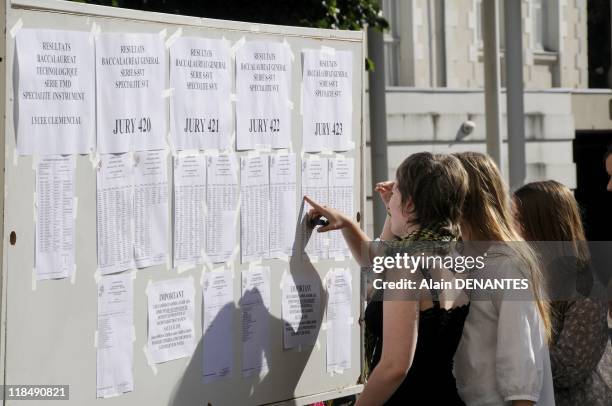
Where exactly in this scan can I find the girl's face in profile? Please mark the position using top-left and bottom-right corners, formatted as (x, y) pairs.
(388, 180), (413, 237)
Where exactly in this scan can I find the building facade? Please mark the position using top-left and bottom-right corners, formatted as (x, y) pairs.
(364, 0), (612, 236)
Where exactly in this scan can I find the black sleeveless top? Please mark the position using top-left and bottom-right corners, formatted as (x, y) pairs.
(364, 268), (469, 405)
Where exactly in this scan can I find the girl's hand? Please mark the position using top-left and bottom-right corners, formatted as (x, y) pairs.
(304, 195), (351, 232)
(375, 180), (395, 208)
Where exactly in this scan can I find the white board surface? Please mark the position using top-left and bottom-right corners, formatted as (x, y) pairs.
(1, 1), (365, 405)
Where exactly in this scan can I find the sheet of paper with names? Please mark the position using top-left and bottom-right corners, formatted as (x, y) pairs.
(134, 150), (169, 268)
(206, 155), (239, 264)
(241, 266), (271, 378)
(96, 153), (135, 275)
(270, 153), (297, 259)
(173, 154), (206, 268)
(202, 269), (234, 383)
(302, 158), (329, 260)
(326, 268), (352, 373)
(240, 156), (270, 262)
(35, 155), (75, 280)
(328, 158), (354, 259)
(96, 273), (134, 398)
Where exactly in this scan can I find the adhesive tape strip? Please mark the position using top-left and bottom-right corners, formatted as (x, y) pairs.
(142, 345), (159, 375)
(10, 18), (23, 38)
(230, 37), (246, 57)
(165, 27), (182, 49)
(200, 268), (206, 286)
(70, 264), (77, 285)
(89, 22), (101, 40)
(94, 269), (102, 284)
(175, 263), (195, 274)
(282, 39), (295, 61)
(161, 88), (174, 99)
(89, 153), (100, 170)
(31, 154), (39, 171)
(70, 264), (76, 285)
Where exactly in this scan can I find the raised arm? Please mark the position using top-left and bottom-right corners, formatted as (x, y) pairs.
(303, 195), (373, 266)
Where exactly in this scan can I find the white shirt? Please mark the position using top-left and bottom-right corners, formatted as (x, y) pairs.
(453, 248), (555, 406)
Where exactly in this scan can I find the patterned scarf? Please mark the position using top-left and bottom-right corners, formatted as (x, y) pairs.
(362, 223), (458, 381)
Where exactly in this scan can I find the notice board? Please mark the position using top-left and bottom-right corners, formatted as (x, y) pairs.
(0, 0), (365, 404)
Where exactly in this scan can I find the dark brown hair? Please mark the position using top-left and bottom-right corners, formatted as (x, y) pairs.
(395, 152), (468, 233)
(514, 180), (589, 264)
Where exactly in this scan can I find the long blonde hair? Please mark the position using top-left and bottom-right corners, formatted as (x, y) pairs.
(454, 152), (552, 341)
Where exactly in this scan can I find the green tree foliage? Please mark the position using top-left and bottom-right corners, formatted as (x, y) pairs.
(70, 0), (388, 31)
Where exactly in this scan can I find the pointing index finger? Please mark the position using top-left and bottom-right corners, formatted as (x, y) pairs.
(304, 195), (327, 213)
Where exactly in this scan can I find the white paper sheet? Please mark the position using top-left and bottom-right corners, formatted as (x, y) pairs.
(235, 41), (292, 150)
(146, 277), (196, 363)
(96, 154), (135, 275)
(301, 158), (329, 259)
(173, 154), (206, 268)
(97, 273), (134, 398)
(241, 266), (271, 377)
(96, 33), (167, 153)
(326, 268), (352, 373)
(134, 150), (169, 268)
(270, 154), (297, 259)
(281, 271), (321, 349)
(302, 49), (353, 152)
(16, 29), (95, 155)
(35, 155), (75, 280)
(170, 37), (232, 151)
(206, 155), (239, 263)
(202, 269), (234, 383)
(240, 156), (270, 262)
(328, 158), (354, 259)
